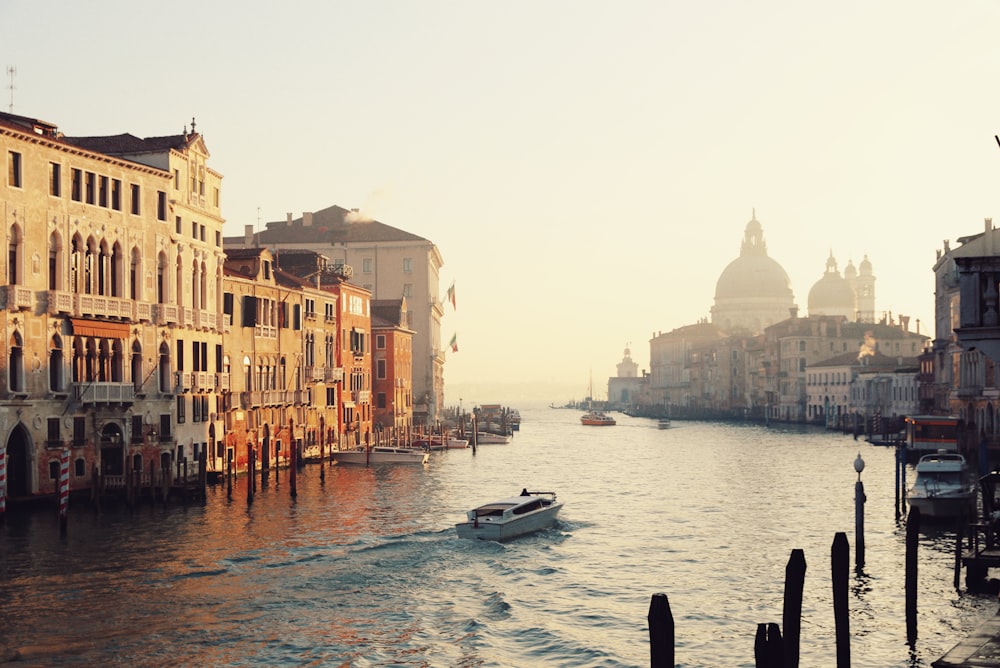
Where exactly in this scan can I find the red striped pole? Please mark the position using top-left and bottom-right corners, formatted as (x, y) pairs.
(59, 449), (69, 536)
(0, 446), (7, 522)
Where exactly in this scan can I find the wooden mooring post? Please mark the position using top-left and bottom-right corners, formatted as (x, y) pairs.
(647, 593), (673, 668)
(906, 506), (921, 643)
(783, 549), (805, 668)
(832, 531), (850, 667)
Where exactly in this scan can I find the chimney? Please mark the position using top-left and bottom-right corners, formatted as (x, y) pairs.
(789, 305), (799, 319)
(244, 224), (253, 246)
(303, 212), (313, 227)
(287, 212), (293, 224)
(988, 218), (994, 255)
(899, 315), (910, 332)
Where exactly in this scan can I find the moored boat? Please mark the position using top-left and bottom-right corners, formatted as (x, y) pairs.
(331, 446), (429, 466)
(658, 418), (671, 429)
(581, 411), (616, 426)
(455, 489), (563, 541)
(474, 432), (510, 444)
(907, 451), (975, 519)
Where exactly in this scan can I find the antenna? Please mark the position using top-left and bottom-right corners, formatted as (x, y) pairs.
(6, 66), (15, 113)
(256, 206), (261, 247)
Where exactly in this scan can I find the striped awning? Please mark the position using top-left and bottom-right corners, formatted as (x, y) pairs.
(70, 318), (131, 339)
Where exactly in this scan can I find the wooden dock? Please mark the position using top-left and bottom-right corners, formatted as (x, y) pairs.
(934, 609), (1000, 667)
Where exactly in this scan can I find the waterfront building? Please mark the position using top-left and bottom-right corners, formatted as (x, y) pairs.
(606, 345), (642, 411)
(806, 350), (918, 430)
(1, 111), (226, 498)
(933, 219), (1000, 440)
(371, 298), (414, 440)
(225, 205), (445, 424)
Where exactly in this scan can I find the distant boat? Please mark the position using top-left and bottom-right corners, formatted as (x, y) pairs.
(475, 432), (510, 444)
(658, 418), (671, 429)
(581, 411), (616, 426)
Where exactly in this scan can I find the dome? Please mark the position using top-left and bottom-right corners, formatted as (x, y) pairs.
(713, 212), (793, 301)
(807, 252), (855, 318)
(859, 254), (873, 276)
(711, 211), (796, 334)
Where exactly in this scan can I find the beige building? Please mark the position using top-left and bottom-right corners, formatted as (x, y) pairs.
(1, 111), (225, 497)
(226, 205), (445, 423)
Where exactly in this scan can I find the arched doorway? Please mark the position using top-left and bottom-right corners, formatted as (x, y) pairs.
(100, 423), (124, 476)
(6, 423), (33, 498)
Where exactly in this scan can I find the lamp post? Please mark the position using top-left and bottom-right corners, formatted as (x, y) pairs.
(854, 453), (866, 567)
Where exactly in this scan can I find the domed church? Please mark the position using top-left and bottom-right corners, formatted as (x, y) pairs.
(806, 251), (877, 322)
(711, 211), (796, 334)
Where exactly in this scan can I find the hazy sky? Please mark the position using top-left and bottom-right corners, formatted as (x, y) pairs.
(5, 2), (1000, 402)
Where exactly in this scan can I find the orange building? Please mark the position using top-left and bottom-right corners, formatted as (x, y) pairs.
(372, 298), (414, 444)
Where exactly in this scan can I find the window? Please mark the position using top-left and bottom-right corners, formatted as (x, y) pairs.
(377, 359), (386, 379)
(47, 418), (60, 447)
(98, 175), (109, 207)
(174, 169), (180, 189)
(362, 258), (373, 273)
(176, 216), (183, 234)
(403, 283), (413, 298)
(191, 221), (197, 237)
(157, 191), (167, 220)
(130, 184), (140, 214)
(73, 417), (86, 447)
(177, 395), (186, 423)
(85, 171), (95, 204)
(111, 179), (121, 210)
(8, 151), (21, 187)
(71, 169), (82, 201)
(49, 162), (61, 196)
(403, 257), (413, 273)
(376, 334), (386, 350)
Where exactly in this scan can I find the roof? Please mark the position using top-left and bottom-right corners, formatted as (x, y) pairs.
(63, 132), (192, 155)
(227, 204), (429, 246)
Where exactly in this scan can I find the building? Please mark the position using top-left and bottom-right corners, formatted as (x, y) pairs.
(606, 345), (642, 411)
(225, 205), (445, 423)
(710, 211), (795, 335)
(1, 111), (225, 498)
(371, 298), (414, 441)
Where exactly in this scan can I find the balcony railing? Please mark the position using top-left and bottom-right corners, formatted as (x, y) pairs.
(325, 367), (344, 383)
(133, 301), (152, 322)
(6, 285), (33, 311)
(47, 290), (74, 315)
(216, 373), (230, 391)
(73, 382), (136, 404)
(307, 366), (324, 382)
(156, 304), (180, 326)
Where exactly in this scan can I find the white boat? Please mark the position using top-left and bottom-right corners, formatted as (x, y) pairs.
(413, 436), (469, 450)
(331, 446), (429, 466)
(658, 418), (671, 429)
(581, 411), (616, 426)
(907, 452), (976, 519)
(455, 490), (563, 541)
(474, 432), (510, 444)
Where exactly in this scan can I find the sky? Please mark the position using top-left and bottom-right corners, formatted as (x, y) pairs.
(5, 1), (1000, 404)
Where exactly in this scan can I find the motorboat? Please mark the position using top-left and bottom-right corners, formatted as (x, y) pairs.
(581, 411), (616, 426)
(907, 451), (976, 519)
(658, 418), (671, 429)
(331, 446), (429, 466)
(455, 489), (563, 541)
(474, 432), (510, 444)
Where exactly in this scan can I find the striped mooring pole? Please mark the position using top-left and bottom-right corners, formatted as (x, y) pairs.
(59, 448), (69, 536)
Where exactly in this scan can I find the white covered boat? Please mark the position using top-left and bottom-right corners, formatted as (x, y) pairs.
(331, 446), (429, 466)
(907, 452), (976, 519)
(455, 490), (563, 541)
(474, 432), (510, 445)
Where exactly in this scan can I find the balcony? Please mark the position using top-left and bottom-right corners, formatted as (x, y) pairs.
(255, 324), (277, 339)
(307, 366), (324, 382)
(222, 313), (232, 333)
(156, 304), (180, 326)
(325, 367), (344, 383)
(175, 371), (191, 393)
(47, 290), (74, 315)
(133, 301), (153, 322)
(77, 294), (132, 319)
(216, 373), (230, 392)
(6, 285), (33, 311)
(74, 382), (136, 404)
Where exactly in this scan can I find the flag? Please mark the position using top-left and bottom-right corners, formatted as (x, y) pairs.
(447, 281), (456, 309)
(449, 333), (458, 353)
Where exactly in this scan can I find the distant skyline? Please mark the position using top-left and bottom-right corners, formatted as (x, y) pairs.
(5, 1), (1000, 405)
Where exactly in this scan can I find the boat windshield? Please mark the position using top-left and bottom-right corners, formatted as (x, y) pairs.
(919, 471), (964, 486)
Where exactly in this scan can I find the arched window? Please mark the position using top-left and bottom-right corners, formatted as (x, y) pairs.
(8, 222), (23, 285)
(70, 234), (84, 293)
(191, 258), (201, 310)
(98, 239), (110, 296)
(156, 252), (168, 304)
(158, 342), (171, 393)
(49, 334), (65, 392)
(84, 235), (97, 295)
(199, 260), (208, 311)
(175, 254), (184, 307)
(111, 241), (123, 298)
(71, 337), (85, 383)
(130, 247), (141, 300)
(49, 231), (64, 291)
(243, 355), (252, 391)
(111, 340), (124, 383)
(131, 340), (143, 391)
(8, 331), (24, 393)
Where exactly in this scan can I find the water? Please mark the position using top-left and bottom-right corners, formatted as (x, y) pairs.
(0, 405), (995, 667)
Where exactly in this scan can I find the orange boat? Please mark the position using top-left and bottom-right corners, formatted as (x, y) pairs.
(580, 411), (616, 426)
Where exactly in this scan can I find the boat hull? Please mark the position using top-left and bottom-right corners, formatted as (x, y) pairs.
(331, 447), (429, 465)
(456, 503), (562, 541)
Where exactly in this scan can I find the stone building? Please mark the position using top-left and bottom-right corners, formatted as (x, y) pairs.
(1, 111), (225, 498)
(225, 205), (445, 424)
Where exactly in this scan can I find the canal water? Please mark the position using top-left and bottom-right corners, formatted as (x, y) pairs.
(0, 405), (996, 667)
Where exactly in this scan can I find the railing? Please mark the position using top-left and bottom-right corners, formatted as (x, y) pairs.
(175, 371), (191, 393)
(156, 304), (179, 326)
(307, 366), (324, 382)
(73, 382), (136, 404)
(222, 313), (232, 333)
(325, 367), (344, 383)
(47, 290), (74, 315)
(216, 373), (230, 391)
(255, 324), (277, 339)
(133, 301), (152, 322)
(6, 285), (33, 311)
